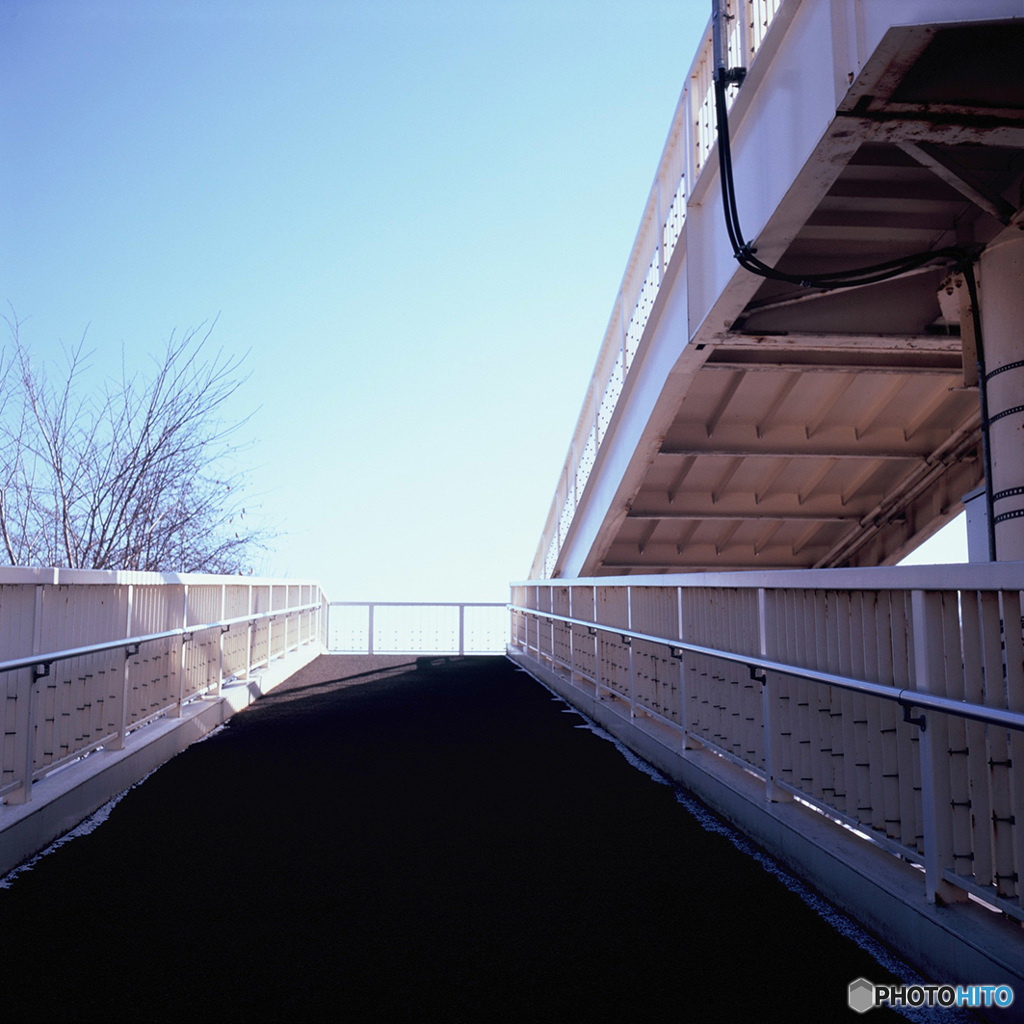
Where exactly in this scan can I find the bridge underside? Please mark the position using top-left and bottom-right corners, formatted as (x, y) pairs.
(591, 20), (1024, 575)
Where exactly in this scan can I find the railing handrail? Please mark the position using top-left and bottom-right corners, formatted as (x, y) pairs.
(0, 565), (323, 587)
(328, 601), (506, 608)
(0, 601), (324, 677)
(514, 560), (1024, 592)
(509, 603), (1024, 734)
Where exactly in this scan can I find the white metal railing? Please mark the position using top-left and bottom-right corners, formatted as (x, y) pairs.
(531, 0), (786, 579)
(327, 602), (508, 656)
(0, 568), (327, 805)
(510, 563), (1024, 916)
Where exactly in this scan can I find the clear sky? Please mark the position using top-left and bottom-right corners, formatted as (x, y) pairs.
(1, 0), (966, 602)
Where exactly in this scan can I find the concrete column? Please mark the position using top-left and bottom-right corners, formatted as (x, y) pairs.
(979, 226), (1024, 561)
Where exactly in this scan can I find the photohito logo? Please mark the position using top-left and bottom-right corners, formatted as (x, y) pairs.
(848, 978), (1014, 1012)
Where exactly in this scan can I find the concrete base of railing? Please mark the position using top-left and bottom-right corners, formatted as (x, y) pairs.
(509, 647), (1024, 1022)
(0, 642), (323, 880)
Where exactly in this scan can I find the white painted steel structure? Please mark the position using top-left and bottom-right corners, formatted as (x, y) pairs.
(0, 567), (326, 806)
(516, 1), (1024, 996)
(532, 0), (1024, 579)
(535, 0), (787, 580)
(327, 602), (507, 656)
(511, 563), (1024, 916)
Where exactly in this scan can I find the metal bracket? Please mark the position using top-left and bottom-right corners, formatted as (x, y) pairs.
(221, 625), (231, 634)
(715, 66), (747, 86)
(749, 664), (766, 683)
(33, 662), (51, 681)
(902, 704), (927, 731)
(182, 632), (194, 644)
(125, 643), (140, 658)
(711, 0), (746, 86)
(620, 635), (632, 647)
(587, 626), (598, 637)
(670, 647), (684, 662)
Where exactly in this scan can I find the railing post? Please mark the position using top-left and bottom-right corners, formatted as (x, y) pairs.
(213, 584), (225, 697)
(568, 587), (575, 681)
(535, 586), (542, 658)
(738, 0), (753, 65)
(911, 589), (965, 904)
(266, 592), (274, 665)
(758, 588), (792, 802)
(109, 584), (134, 750)
(562, 466), (568, 532)
(619, 296), (627, 376)
(656, 179), (664, 283)
(542, 588), (550, 661)
(678, 585), (698, 750)
(9, 584), (45, 803)
(267, 599), (274, 666)
(627, 586), (636, 717)
(683, 71), (698, 198)
(367, 604), (374, 656)
(245, 584), (253, 677)
(173, 584), (189, 715)
(569, 442), (576, 517)
(458, 605), (465, 657)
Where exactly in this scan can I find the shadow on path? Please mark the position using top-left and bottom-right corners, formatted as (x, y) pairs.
(0, 656), (905, 1022)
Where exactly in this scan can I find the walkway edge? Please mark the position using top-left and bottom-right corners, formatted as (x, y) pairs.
(508, 649), (1024, 1022)
(0, 643), (323, 879)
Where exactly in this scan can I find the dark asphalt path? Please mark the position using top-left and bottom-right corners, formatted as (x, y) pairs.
(0, 656), (907, 1023)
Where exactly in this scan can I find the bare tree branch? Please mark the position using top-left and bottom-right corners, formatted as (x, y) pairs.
(0, 312), (271, 572)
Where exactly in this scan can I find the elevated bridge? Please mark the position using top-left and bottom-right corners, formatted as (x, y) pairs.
(532, 0), (1024, 579)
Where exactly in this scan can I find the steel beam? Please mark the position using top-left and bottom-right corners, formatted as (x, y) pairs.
(627, 510), (859, 522)
(700, 362), (956, 375)
(658, 447), (924, 461)
(714, 331), (962, 353)
(897, 141), (1016, 224)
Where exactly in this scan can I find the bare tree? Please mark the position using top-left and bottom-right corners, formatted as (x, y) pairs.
(0, 314), (269, 573)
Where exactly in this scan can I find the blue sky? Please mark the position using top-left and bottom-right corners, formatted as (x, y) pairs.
(1, 0), (965, 600)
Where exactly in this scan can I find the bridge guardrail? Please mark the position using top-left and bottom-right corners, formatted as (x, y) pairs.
(0, 569), (327, 805)
(327, 601), (508, 656)
(531, 0), (784, 579)
(510, 562), (1024, 916)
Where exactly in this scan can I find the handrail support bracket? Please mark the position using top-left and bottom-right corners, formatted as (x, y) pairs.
(902, 703), (927, 731)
